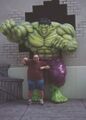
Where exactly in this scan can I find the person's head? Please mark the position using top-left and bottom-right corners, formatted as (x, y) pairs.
(38, 18), (51, 35)
(33, 54), (39, 62)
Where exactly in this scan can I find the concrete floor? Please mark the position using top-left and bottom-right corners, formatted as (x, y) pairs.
(0, 99), (86, 120)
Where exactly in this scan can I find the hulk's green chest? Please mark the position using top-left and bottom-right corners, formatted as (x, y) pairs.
(28, 29), (57, 47)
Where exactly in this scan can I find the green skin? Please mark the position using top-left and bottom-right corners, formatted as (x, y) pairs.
(0, 20), (77, 102)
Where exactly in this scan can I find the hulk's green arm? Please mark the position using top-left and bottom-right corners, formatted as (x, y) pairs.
(54, 23), (78, 53)
(0, 19), (33, 43)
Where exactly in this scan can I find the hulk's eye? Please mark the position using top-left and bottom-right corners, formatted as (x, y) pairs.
(39, 24), (49, 28)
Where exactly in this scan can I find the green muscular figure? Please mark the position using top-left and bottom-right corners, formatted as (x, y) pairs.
(0, 18), (77, 102)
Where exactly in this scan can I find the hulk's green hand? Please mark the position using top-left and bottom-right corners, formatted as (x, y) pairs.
(0, 19), (33, 43)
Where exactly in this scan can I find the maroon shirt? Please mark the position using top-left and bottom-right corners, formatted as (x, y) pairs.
(27, 60), (47, 80)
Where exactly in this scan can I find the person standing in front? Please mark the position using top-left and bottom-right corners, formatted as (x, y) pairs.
(22, 54), (50, 105)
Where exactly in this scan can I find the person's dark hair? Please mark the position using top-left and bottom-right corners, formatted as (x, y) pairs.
(39, 18), (51, 25)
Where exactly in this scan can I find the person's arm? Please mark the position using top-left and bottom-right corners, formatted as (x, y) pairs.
(40, 65), (50, 70)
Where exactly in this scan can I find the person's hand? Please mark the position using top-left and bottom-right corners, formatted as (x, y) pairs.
(22, 57), (29, 65)
(40, 66), (45, 70)
(24, 57), (28, 61)
(45, 65), (50, 69)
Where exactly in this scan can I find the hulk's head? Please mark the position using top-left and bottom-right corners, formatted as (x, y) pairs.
(38, 18), (51, 36)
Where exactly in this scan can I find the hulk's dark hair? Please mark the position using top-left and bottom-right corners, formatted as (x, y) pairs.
(39, 18), (51, 25)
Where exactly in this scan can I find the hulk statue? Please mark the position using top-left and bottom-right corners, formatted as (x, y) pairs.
(0, 18), (77, 103)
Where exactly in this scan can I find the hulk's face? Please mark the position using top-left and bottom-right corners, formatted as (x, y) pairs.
(38, 24), (50, 36)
